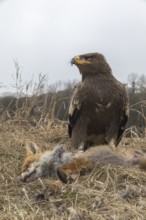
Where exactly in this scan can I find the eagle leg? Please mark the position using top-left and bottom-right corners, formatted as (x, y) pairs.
(108, 138), (116, 151)
(105, 123), (119, 150)
(71, 120), (88, 149)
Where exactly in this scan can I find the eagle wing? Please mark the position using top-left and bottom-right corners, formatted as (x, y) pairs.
(116, 90), (129, 146)
(68, 83), (84, 137)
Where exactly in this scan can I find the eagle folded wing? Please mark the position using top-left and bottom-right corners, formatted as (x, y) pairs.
(68, 84), (82, 138)
(116, 101), (129, 146)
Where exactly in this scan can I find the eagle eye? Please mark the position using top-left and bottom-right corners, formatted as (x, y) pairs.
(84, 56), (91, 61)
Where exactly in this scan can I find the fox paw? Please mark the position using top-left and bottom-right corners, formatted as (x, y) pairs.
(57, 168), (79, 184)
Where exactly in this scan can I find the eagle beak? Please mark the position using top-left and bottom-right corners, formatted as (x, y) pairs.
(71, 57), (76, 65)
(71, 56), (90, 65)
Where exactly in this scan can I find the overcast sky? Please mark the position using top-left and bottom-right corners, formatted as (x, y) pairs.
(0, 0), (146, 93)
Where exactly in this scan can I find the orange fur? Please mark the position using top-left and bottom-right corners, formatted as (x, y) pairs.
(22, 153), (43, 171)
(57, 147), (146, 183)
(58, 157), (93, 175)
(20, 142), (146, 183)
(46, 180), (63, 193)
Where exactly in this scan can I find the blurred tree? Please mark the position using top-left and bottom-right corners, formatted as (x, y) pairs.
(137, 74), (146, 93)
(128, 73), (138, 94)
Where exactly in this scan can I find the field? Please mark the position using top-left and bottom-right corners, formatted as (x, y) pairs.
(1, 114), (146, 220)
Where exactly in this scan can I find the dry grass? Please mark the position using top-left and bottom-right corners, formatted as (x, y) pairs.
(1, 118), (146, 220)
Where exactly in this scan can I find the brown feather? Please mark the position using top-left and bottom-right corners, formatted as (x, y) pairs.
(69, 52), (129, 149)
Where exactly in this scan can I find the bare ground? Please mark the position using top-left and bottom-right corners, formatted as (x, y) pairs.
(1, 119), (146, 220)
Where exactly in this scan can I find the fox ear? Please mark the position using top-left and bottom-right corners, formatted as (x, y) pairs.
(25, 142), (41, 155)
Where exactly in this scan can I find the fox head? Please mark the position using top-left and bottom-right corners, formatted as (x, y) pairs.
(20, 142), (72, 182)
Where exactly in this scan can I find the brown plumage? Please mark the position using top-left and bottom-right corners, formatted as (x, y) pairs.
(68, 52), (129, 149)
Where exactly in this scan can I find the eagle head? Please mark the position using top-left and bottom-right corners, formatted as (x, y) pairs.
(71, 52), (112, 76)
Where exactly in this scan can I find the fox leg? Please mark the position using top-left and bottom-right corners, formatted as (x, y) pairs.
(57, 157), (93, 183)
(47, 180), (63, 192)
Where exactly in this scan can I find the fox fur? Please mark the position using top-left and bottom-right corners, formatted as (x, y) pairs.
(20, 142), (146, 183)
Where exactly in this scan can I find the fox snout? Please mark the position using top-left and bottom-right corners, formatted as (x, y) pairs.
(19, 166), (38, 182)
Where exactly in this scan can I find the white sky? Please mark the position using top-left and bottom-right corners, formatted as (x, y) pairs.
(0, 0), (146, 93)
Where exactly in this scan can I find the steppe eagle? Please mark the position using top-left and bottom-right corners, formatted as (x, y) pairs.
(68, 52), (129, 150)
